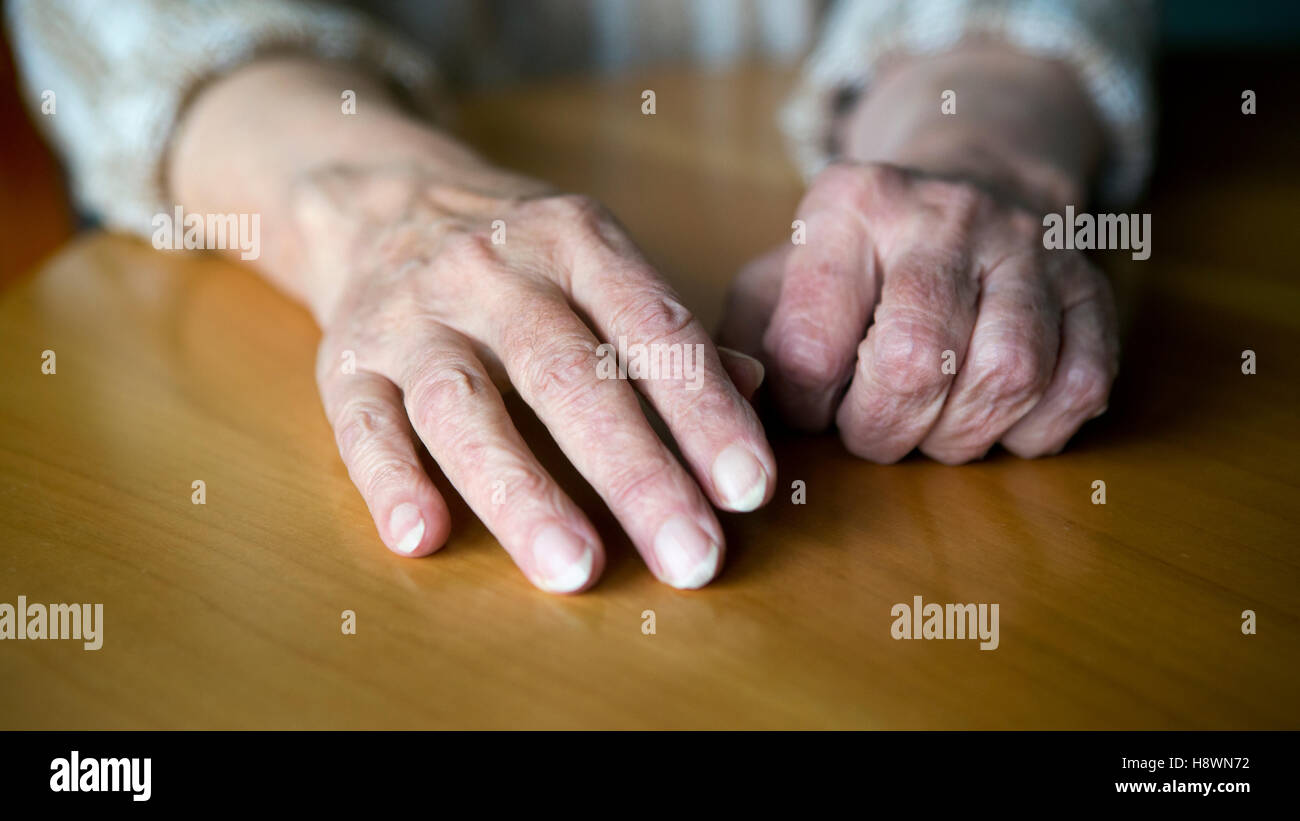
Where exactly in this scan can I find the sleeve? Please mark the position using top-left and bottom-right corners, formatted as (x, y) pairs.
(4, 0), (441, 237)
(781, 0), (1157, 207)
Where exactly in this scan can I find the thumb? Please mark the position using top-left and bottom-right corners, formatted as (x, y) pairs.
(717, 346), (765, 401)
(718, 244), (790, 358)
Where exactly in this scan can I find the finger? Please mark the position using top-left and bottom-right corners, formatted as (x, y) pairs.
(1001, 271), (1118, 457)
(485, 287), (727, 589)
(388, 326), (606, 594)
(835, 244), (980, 462)
(565, 239), (775, 515)
(317, 364), (451, 557)
(717, 346), (765, 401)
(919, 252), (1061, 464)
(719, 245), (789, 358)
(761, 214), (876, 430)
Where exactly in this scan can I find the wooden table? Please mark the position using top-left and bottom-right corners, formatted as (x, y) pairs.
(1, 65), (1297, 729)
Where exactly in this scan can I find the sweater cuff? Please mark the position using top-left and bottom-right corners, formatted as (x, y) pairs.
(781, 0), (1156, 207)
(7, 0), (441, 237)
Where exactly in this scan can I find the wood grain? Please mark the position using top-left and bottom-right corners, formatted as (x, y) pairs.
(1, 65), (1296, 729)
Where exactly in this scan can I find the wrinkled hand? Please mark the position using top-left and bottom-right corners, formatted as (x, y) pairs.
(299, 165), (774, 592)
(722, 162), (1118, 463)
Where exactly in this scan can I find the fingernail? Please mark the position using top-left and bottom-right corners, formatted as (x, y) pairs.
(532, 524), (595, 594)
(389, 502), (425, 554)
(1089, 404), (1109, 420)
(711, 443), (768, 512)
(654, 515), (721, 589)
(717, 346), (765, 389)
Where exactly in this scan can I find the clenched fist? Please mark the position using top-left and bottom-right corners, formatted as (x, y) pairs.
(722, 162), (1118, 463)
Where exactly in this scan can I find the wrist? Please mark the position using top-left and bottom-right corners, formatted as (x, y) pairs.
(859, 127), (1088, 215)
(168, 56), (538, 321)
(840, 44), (1102, 213)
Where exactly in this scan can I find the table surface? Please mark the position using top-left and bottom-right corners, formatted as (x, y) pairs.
(1, 65), (1297, 729)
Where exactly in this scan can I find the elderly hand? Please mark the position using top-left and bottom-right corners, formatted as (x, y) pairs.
(722, 161), (1118, 463)
(298, 165), (775, 592)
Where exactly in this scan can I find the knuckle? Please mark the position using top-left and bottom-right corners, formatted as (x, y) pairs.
(812, 162), (902, 213)
(916, 181), (992, 243)
(519, 337), (599, 407)
(334, 397), (403, 455)
(405, 361), (485, 425)
(867, 317), (953, 397)
(360, 457), (421, 498)
(535, 193), (636, 267)
(604, 455), (676, 510)
(491, 463), (552, 505)
(972, 340), (1047, 400)
(1063, 362), (1112, 413)
(434, 230), (497, 272)
(545, 193), (607, 230)
(612, 291), (695, 345)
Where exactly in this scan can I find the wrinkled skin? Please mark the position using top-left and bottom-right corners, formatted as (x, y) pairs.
(298, 165), (775, 592)
(722, 162), (1119, 463)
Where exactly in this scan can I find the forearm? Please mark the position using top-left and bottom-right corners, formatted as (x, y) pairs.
(841, 44), (1104, 214)
(166, 56), (522, 322)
